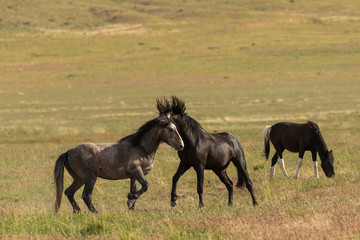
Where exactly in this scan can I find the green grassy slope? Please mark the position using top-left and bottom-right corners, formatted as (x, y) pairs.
(1, 0), (360, 239)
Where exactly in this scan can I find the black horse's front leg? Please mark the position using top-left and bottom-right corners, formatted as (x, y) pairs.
(127, 166), (148, 210)
(171, 162), (190, 207)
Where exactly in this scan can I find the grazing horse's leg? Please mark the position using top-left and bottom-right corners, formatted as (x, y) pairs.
(270, 153), (278, 177)
(311, 150), (319, 178)
(294, 158), (303, 178)
(127, 165), (148, 210)
(82, 178), (98, 213)
(127, 178), (138, 210)
(171, 162), (190, 207)
(195, 167), (205, 207)
(294, 150), (305, 179)
(214, 169), (233, 206)
(276, 151), (289, 178)
(65, 180), (83, 213)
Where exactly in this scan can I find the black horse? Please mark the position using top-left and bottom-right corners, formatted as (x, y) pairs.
(157, 96), (257, 207)
(54, 114), (184, 213)
(263, 121), (334, 178)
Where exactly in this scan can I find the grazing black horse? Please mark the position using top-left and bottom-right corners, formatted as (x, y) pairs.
(157, 96), (257, 207)
(54, 114), (184, 213)
(263, 121), (334, 178)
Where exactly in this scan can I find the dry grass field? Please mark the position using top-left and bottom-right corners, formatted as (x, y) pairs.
(1, 0), (360, 239)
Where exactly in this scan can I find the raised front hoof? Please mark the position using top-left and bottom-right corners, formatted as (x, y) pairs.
(90, 208), (98, 214)
(72, 209), (81, 214)
(127, 193), (138, 200)
(127, 199), (136, 210)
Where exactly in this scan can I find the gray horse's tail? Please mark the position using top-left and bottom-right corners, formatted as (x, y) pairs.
(54, 151), (68, 213)
(262, 126), (272, 160)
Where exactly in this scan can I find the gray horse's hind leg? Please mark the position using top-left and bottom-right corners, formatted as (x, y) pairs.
(65, 180), (83, 213)
(82, 178), (98, 213)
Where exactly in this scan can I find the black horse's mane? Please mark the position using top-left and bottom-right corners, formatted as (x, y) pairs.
(119, 116), (171, 145)
(171, 96), (206, 138)
(157, 96), (206, 139)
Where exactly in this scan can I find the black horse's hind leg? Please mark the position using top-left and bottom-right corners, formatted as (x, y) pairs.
(127, 178), (138, 210)
(214, 169), (233, 206)
(171, 162), (190, 207)
(195, 167), (205, 208)
(65, 180), (83, 213)
(82, 178), (98, 213)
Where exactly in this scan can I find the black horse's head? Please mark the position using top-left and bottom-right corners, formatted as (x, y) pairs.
(321, 150), (335, 178)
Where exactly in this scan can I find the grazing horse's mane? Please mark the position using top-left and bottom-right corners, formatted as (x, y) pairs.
(121, 116), (171, 145)
(308, 121), (328, 154)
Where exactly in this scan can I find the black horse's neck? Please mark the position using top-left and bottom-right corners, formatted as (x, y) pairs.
(176, 114), (205, 145)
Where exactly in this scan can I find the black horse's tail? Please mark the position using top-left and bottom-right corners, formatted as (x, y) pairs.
(228, 135), (246, 188)
(262, 125), (272, 160)
(54, 151), (68, 213)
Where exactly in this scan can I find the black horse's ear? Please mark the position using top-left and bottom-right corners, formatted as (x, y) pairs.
(156, 97), (171, 115)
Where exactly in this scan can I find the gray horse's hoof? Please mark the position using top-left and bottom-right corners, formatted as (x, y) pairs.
(127, 199), (136, 210)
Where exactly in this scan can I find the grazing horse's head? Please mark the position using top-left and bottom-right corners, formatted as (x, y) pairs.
(158, 116), (184, 151)
(321, 150), (335, 178)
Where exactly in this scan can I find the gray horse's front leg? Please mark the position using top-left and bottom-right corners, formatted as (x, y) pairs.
(127, 165), (148, 210)
(127, 178), (138, 210)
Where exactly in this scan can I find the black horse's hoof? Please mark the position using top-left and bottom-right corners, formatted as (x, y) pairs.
(171, 201), (177, 207)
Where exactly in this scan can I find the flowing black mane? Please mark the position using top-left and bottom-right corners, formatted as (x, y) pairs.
(122, 116), (171, 145)
(170, 96), (206, 139)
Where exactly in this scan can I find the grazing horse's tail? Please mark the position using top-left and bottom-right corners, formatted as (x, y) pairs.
(54, 151), (68, 213)
(262, 126), (272, 160)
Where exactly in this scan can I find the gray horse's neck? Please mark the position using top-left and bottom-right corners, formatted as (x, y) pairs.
(138, 127), (161, 155)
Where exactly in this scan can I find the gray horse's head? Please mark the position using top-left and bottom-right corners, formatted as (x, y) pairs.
(159, 116), (184, 151)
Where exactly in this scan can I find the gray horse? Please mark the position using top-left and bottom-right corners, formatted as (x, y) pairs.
(54, 114), (184, 213)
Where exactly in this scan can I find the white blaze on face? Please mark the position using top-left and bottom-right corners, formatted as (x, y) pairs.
(169, 123), (184, 148)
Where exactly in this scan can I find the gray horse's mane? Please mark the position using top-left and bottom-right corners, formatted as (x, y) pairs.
(131, 116), (171, 145)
